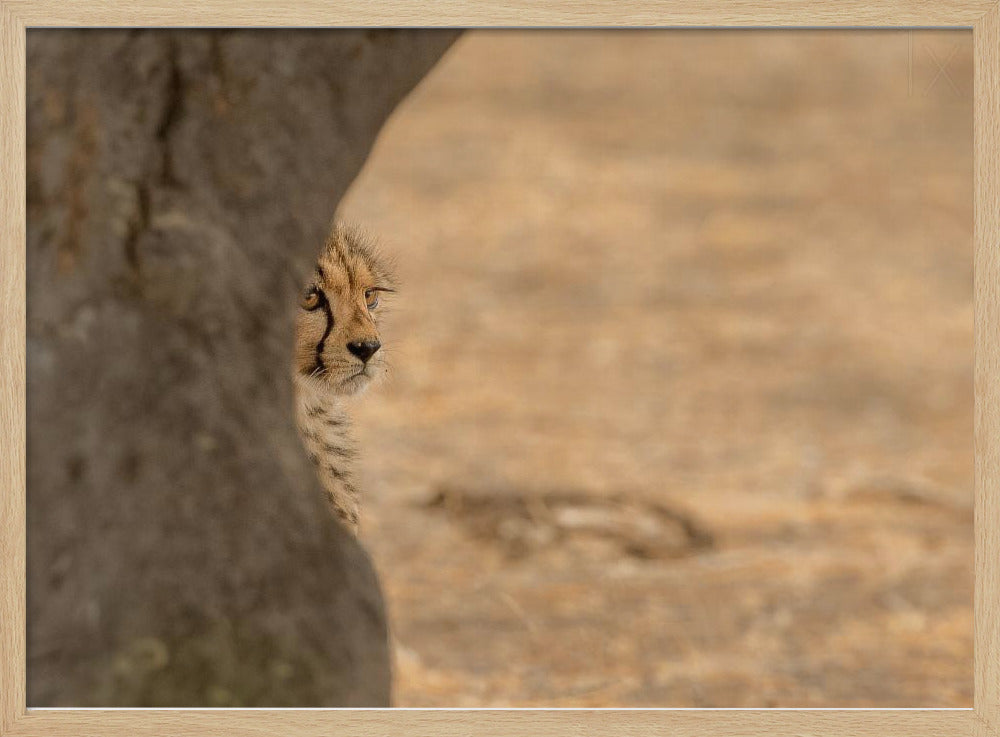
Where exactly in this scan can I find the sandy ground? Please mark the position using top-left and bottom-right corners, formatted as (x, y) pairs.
(338, 30), (974, 706)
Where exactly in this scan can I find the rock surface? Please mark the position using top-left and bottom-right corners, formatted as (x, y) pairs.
(26, 29), (458, 706)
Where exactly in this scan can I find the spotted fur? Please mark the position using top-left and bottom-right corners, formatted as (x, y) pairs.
(293, 223), (396, 533)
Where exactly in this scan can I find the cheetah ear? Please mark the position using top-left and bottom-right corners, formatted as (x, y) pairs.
(380, 262), (399, 291)
(366, 249), (397, 292)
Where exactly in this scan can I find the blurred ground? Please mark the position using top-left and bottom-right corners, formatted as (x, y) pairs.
(338, 30), (973, 706)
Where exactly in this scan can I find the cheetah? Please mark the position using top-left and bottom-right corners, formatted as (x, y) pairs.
(293, 223), (396, 533)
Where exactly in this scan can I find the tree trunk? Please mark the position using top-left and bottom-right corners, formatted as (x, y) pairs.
(25, 29), (458, 707)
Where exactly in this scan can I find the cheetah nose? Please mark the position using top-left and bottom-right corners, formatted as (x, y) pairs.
(347, 339), (381, 363)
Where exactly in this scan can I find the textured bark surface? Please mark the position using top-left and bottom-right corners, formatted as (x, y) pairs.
(25, 29), (458, 707)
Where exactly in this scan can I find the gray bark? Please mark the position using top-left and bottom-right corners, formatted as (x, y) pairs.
(26, 29), (458, 707)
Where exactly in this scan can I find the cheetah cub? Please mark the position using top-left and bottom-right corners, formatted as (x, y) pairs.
(294, 223), (396, 533)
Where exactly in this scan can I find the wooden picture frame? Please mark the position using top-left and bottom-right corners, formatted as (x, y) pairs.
(1, 2), (997, 735)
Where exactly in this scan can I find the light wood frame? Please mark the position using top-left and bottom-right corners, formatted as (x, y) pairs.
(1, 2), (997, 735)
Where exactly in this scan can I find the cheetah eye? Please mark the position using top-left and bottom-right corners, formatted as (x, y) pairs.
(301, 287), (324, 311)
(364, 288), (379, 310)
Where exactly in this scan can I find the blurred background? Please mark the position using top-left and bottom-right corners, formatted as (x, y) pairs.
(337, 30), (974, 706)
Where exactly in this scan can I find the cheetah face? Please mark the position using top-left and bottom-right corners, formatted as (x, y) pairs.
(294, 224), (396, 395)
